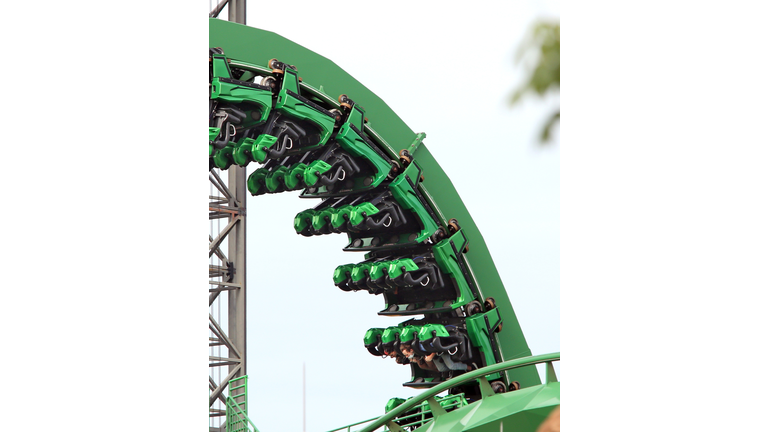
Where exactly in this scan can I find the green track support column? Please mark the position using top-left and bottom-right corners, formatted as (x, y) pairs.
(426, 397), (447, 417)
(545, 361), (558, 384)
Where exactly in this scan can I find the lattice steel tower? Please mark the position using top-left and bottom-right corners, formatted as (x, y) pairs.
(209, 2), (247, 431)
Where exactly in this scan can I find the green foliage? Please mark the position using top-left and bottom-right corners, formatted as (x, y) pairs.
(511, 21), (560, 144)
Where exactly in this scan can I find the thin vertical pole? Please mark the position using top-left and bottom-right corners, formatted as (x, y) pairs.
(303, 362), (307, 432)
(228, 0), (246, 24)
(227, 0), (248, 418)
(227, 168), (246, 379)
(212, 3), (247, 431)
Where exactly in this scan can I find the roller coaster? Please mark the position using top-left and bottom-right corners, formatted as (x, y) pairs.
(209, 18), (559, 432)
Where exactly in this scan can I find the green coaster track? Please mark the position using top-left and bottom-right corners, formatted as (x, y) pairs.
(210, 18), (558, 431)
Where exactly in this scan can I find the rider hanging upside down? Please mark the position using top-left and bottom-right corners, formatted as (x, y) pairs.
(424, 351), (475, 372)
(399, 343), (440, 372)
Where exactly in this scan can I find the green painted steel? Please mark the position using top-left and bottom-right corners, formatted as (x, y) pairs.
(284, 162), (308, 190)
(210, 54), (272, 124)
(364, 328), (384, 346)
(465, 309), (504, 382)
(356, 353), (560, 432)
(348, 202), (379, 227)
(209, 19), (538, 387)
(210, 18), (554, 430)
(431, 229), (474, 310)
(386, 259), (419, 280)
(413, 383), (560, 432)
(387, 161), (439, 244)
(350, 262), (374, 284)
(238, 135), (278, 165)
(246, 168), (268, 195)
(381, 326), (402, 345)
(273, 67), (337, 152)
(384, 393), (469, 431)
(334, 263), (356, 285)
(324, 417), (380, 432)
(304, 160), (332, 187)
(330, 204), (355, 229)
(399, 325), (420, 344)
(335, 104), (392, 190)
(226, 375), (260, 432)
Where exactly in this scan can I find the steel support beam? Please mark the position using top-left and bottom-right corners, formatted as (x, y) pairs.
(227, 0), (246, 24)
(227, 166), (247, 376)
(224, 0), (247, 394)
(209, 0), (229, 18)
(209, 166), (246, 427)
(210, 4), (247, 430)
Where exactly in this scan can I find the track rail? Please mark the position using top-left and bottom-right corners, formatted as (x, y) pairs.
(209, 17), (542, 409)
(358, 352), (560, 432)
